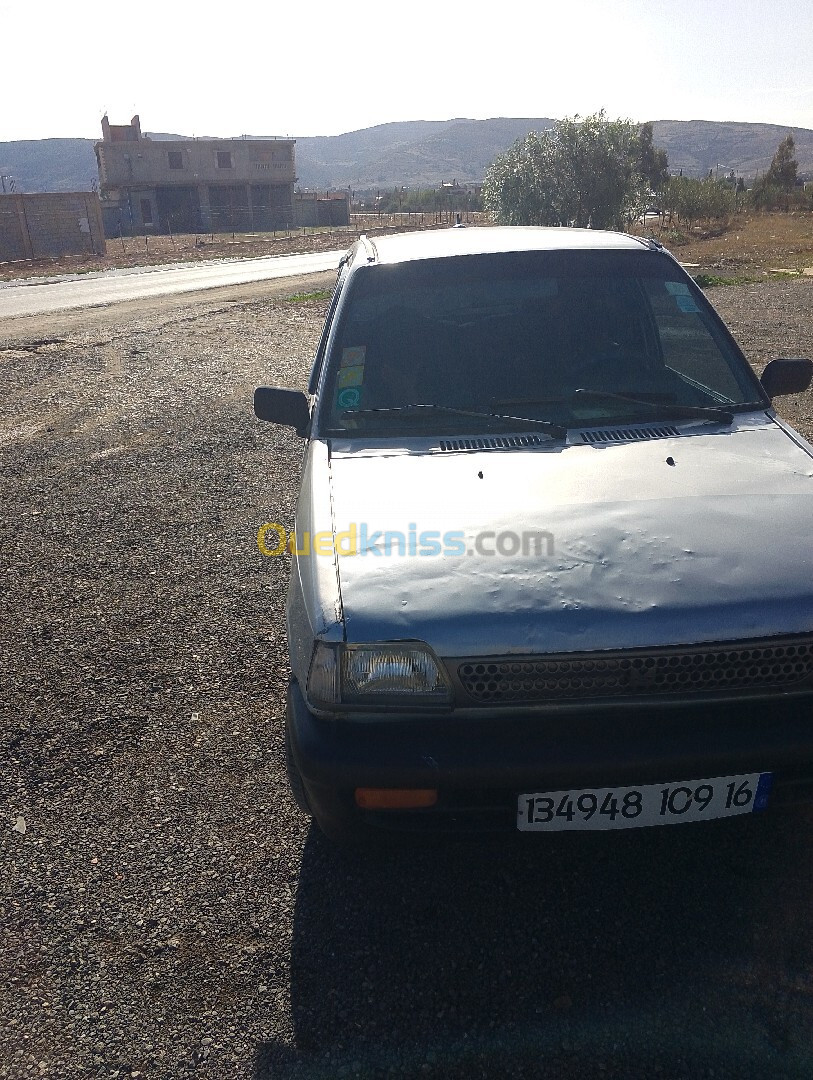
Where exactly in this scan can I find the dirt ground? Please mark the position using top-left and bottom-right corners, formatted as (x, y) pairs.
(637, 211), (813, 278)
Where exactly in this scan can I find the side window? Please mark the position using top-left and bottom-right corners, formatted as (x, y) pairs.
(308, 274), (345, 394)
(644, 278), (747, 401)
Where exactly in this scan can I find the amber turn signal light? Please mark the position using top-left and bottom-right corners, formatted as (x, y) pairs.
(355, 788), (438, 810)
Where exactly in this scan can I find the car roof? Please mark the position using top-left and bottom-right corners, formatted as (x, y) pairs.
(356, 226), (650, 266)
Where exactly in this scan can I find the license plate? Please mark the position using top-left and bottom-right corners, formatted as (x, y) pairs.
(517, 772), (772, 832)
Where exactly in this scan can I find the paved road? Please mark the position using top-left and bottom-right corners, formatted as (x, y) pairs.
(0, 249), (344, 318)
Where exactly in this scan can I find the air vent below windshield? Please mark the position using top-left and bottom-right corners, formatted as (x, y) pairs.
(580, 425), (681, 445)
(439, 435), (547, 452)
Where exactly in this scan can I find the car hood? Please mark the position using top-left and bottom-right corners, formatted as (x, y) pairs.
(327, 421), (813, 656)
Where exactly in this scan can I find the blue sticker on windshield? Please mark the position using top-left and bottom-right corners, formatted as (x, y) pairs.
(336, 386), (362, 410)
(675, 294), (700, 313)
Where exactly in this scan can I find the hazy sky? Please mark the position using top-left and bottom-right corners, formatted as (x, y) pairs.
(3, 0), (812, 141)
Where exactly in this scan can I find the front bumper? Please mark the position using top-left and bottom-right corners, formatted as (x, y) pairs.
(286, 679), (813, 833)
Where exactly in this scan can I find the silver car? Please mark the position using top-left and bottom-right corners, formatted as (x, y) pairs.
(255, 226), (813, 842)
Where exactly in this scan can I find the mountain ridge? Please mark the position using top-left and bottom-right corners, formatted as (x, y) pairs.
(1, 118), (811, 195)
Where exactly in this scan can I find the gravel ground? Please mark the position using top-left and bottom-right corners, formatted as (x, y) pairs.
(1, 275), (812, 1080)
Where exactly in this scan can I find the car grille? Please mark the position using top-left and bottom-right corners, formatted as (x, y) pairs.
(457, 636), (813, 704)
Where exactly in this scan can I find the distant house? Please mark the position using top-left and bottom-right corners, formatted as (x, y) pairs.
(95, 114), (297, 236)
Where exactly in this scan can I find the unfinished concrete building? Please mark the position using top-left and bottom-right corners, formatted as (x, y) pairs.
(95, 115), (296, 236)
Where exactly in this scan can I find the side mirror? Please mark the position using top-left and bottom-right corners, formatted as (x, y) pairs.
(760, 358), (813, 399)
(254, 387), (310, 437)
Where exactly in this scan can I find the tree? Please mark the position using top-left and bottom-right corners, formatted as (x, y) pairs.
(637, 122), (670, 194)
(751, 135), (798, 210)
(662, 175), (736, 229)
(482, 111), (668, 229)
(766, 134), (798, 193)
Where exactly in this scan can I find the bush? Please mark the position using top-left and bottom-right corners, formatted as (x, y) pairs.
(662, 176), (736, 229)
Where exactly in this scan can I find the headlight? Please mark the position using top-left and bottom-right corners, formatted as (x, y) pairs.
(307, 641), (452, 707)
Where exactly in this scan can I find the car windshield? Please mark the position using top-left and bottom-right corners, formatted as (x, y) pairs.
(318, 249), (763, 436)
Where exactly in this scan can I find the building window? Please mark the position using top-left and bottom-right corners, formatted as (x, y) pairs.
(168, 151), (184, 170)
(140, 198), (153, 224)
(217, 151), (233, 169)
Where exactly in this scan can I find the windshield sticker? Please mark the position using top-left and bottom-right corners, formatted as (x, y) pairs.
(337, 366), (364, 389)
(675, 294), (700, 314)
(336, 386), (362, 410)
(665, 281), (691, 296)
(341, 346), (367, 367)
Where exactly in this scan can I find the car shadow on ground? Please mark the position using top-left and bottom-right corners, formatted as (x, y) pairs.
(255, 809), (813, 1079)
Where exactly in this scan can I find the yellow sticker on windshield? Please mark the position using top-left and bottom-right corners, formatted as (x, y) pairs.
(337, 366), (364, 388)
(341, 346), (366, 367)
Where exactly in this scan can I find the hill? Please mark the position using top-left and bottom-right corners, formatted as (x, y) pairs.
(294, 118), (558, 188)
(0, 139), (99, 193)
(652, 119), (813, 179)
(2, 118), (812, 195)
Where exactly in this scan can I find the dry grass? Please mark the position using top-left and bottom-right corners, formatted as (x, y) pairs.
(637, 211), (813, 277)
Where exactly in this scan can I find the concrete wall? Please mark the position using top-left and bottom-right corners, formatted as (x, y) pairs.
(294, 191), (350, 227)
(0, 192), (106, 262)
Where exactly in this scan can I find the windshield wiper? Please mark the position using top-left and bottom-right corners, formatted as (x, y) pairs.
(344, 403), (567, 438)
(571, 389), (734, 424)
